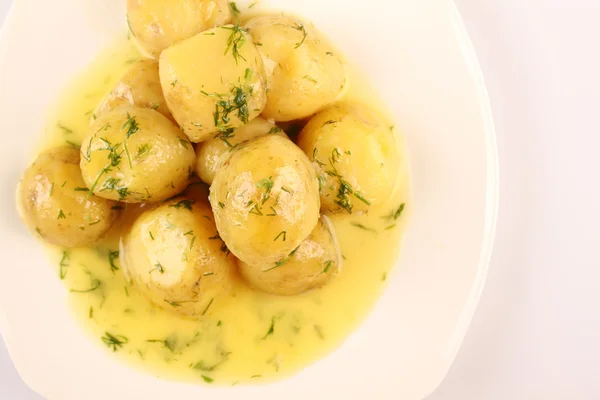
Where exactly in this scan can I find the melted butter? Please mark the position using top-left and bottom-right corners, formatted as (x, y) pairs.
(40, 33), (411, 385)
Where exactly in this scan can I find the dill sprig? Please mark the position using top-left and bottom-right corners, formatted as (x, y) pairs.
(222, 23), (248, 65)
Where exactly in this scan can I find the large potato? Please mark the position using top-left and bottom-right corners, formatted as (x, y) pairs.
(122, 199), (235, 317)
(195, 117), (288, 184)
(95, 60), (172, 120)
(239, 216), (341, 295)
(126, 0), (232, 58)
(18, 147), (120, 247)
(210, 135), (320, 266)
(80, 107), (195, 203)
(244, 15), (347, 121)
(297, 104), (401, 214)
(159, 25), (267, 143)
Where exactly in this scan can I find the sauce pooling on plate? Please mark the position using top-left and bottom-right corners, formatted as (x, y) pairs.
(17, 4), (410, 385)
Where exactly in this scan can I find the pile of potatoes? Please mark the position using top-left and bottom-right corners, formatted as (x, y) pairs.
(17, 0), (401, 317)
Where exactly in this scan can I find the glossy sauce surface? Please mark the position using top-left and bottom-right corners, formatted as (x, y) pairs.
(38, 33), (410, 385)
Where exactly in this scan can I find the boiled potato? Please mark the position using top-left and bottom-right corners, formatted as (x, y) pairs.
(210, 135), (320, 266)
(239, 216), (341, 295)
(18, 147), (120, 247)
(297, 103), (401, 214)
(80, 107), (195, 203)
(160, 24), (267, 143)
(122, 199), (235, 317)
(195, 117), (288, 184)
(126, 0), (232, 58)
(244, 15), (347, 121)
(95, 60), (172, 120)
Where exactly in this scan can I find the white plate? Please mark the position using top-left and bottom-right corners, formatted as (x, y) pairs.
(0, 0), (498, 399)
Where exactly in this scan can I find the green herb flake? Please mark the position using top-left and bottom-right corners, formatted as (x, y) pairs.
(244, 67), (253, 81)
(179, 138), (190, 149)
(350, 222), (377, 232)
(256, 177), (274, 204)
(149, 231), (155, 240)
(264, 247), (300, 272)
(136, 143), (151, 158)
(274, 231), (287, 242)
(202, 375), (214, 384)
(323, 260), (333, 273)
(383, 203), (406, 221)
(169, 199), (195, 211)
(354, 192), (372, 206)
(262, 317), (276, 340)
(222, 23), (248, 65)
(57, 123), (73, 134)
(303, 75), (317, 83)
(70, 277), (101, 293)
(101, 332), (128, 352)
(150, 262), (165, 274)
(292, 23), (308, 49)
(59, 250), (70, 279)
(229, 1), (240, 16)
(108, 250), (120, 272)
(57, 209), (66, 220)
(202, 298), (215, 316)
(147, 335), (177, 353)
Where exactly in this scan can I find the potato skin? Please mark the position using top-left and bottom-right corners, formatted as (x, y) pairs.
(127, 0), (232, 58)
(244, 15), (347, 121)
(18, 147), (120, 247)
(123, 199), (235, 317)
(210, 135), (320, 266)
(297, 104), (401, 214)
(195, 117), (288, 184)
(239, 216), (341, 295)
(159, 25), (267, 143)
(95, 60), (172, 120)
(80, 107), (195, 203)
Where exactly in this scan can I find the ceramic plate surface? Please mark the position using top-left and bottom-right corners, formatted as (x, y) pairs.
(0, 0), (497, 399)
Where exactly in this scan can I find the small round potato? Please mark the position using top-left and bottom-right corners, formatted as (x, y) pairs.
(95, 60), (172, 120)
(210, 135), (320, 266)
(80, 107), (195, 203)
(159, 25), (268, 143)
(195, 117), (288, 184)
(239, 216), (341, 295)
(126, 0), (232, 58)
(18, 147), (120, 247)
(122, 199), (235, 317)
(244, 15), (347, 121)
(297, 104), (401, 214)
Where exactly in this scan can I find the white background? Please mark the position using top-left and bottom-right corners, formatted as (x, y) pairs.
(1, 0), (599, 399)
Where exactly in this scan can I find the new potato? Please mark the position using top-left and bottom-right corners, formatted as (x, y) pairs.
(80, 107), (195, 203)
(297, 103), (401, 214)
(127, 0), (232, 58)
(160, 25), (268, 143)
(18, 147), (120, 247)
(244, 15), (347, 121)
(210, 135), (320, 266)
(195, 117), (288, 184)
(95, 60), (172, 120)
(239, 216), (341, 295)
(123, 199), (235, 317)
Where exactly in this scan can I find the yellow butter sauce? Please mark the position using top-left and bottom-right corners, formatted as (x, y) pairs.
(39, 33), (410, 385)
